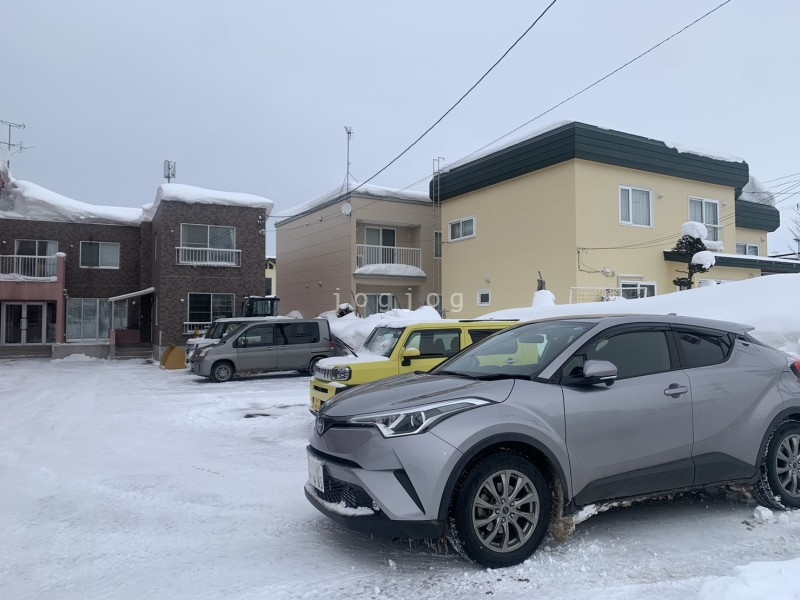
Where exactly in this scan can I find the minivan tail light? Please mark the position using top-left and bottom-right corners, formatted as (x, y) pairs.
(329, 340), (335, 350)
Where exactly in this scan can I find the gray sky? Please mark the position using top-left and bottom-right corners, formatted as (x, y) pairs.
(4, 0), (799, 256)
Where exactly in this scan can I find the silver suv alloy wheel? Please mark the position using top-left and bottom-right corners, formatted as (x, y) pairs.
(774, 432), (800, 499)
(472, 469), (540, 552)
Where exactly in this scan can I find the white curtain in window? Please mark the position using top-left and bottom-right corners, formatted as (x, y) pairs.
(620, 188), (631, 222)
(689, 199), (703, 222)
(631, 189), (650, 225)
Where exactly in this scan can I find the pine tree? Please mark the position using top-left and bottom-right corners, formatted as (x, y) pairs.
(671, 234), (710, 290)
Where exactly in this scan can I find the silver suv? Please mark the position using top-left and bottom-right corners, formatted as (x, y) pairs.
(305, 315), (800, 568)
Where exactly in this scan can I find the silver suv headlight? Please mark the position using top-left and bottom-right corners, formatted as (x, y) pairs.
(348, 399), (489, 437)
(315, 365), (351, 381)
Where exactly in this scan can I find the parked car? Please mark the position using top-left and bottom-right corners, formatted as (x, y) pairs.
(305, 315), (800, 568)
(309, 320), (518, 413)
(189, 318), (336, 382)
(185, 316), (277, 362)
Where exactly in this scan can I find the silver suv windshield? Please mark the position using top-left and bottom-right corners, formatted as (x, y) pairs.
(361, 327), (404, 357)
(434, 320), (596, 380)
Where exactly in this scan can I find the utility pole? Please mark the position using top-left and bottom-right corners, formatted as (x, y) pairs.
(0, 120), (28, 168)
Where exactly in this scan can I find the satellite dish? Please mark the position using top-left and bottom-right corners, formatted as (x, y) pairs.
(341, 201), (352, 216)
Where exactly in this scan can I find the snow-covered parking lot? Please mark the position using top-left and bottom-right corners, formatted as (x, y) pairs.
(1, 356), (799, 600)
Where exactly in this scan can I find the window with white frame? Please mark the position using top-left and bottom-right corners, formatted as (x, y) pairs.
(181, 224), (235, 249)
(66, 298), (126, 341)
(15, 239), (58, 256)
(363, 293), (395, 317)
(477, 290), (492, 306)
(13, 240), (58, 276)
(449, 217), (475, 241)
(619, 186), (652, 227)
(736, 243), (759, 256)
(80, 241), (120, 268)
(620, 280), (656, 299)
(187, 293), (234, 325)
(689, 197), (720, 241)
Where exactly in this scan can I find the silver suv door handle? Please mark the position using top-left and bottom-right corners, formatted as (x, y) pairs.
(664, 384), (688, 397)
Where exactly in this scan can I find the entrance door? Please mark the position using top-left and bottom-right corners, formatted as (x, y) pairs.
(3, 303), (46, 344)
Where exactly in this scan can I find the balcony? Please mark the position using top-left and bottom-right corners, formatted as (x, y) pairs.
(0, 255), (59, 281)
(183, 321), (211, 335)
(176, 247), (241, 267)
(356, 244), (421, 268)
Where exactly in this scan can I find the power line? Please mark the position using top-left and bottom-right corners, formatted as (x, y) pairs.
(350, 0), (559, 193)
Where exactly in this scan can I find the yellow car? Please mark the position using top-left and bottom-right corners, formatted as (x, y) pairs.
(309, 320), (517, 413)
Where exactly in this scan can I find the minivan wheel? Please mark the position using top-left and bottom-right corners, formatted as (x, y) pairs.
(305, 356), (322, 375)
(447, 451), (551, 568)
(756, 421), (800, 510)
(210, 361), (235, 383)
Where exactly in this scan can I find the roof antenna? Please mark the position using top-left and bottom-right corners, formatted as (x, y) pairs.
(342, 126), (355, 193)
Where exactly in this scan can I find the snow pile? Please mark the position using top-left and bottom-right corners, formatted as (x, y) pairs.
(326, 305), (442, 350)
(316, 351), (390, 368)
(482, 274), (800, 357)
(353, 264), (426, 277)
(692, 250), (716, 270)
(697, 557), (800, 600)
(738, 175), (775, 206)
(0, 166), (273, 225)
(532, 289), (556, 306)
(682, 221), (709, 240)
(275, 181), (429, 221)
(0, 179), (144, 225)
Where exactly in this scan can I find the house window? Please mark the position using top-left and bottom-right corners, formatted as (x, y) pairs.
(620, 280), (656, 299)
(363, 293), (395, 317)
(477, 290), (492, 306)
(736, 243), (759, 256)
(364, 227), (396, 264)
(178, 224), (237, 265)
(434, 231), (442, 259)
(689, 197), (720, 241)
(66, 298), (125, 341)
(80, 242), (120, 268)
(619, 187), (652, 227)
(187, 293), (234, 325)
(13, 240), (58, 276)
(449, 217), (476, 241)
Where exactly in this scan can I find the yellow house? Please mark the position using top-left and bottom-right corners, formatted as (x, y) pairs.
(435, 121), (797, 318)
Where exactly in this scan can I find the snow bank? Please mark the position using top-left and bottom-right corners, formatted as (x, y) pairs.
(697, 557), (800, 600)
(326, 306), (442, 351)
(482, 274), (800, 357)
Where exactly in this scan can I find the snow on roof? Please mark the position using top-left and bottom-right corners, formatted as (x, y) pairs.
(0, 167), (273, 226)
(0, 179), (144, 225)
(275, 181), (430, 222)
(737, 175), (775, 205)
(443, 120), (746, 174)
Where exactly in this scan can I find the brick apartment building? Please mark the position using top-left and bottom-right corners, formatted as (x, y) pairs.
(0, 164), (273, 358)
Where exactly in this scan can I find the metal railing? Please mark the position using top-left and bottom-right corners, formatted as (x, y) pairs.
(183, 322), (212, 335)
(0, 254), (58, 279)
(356, 244), (421, 268)
(176, 247), (240, 266)
(569, 287), (652, 304)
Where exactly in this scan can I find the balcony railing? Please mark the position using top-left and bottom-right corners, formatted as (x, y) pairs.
(569, 287), (652, 304)
(0, 255), (59, 280)
(176, 247), (241, 267)
(356, 244), (421, 268)
(183, 322), (212, 335)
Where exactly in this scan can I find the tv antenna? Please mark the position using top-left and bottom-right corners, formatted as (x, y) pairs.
(0, 120), (31, 168)
(163, 160), (176, 183)
(343, 126), (355, 186)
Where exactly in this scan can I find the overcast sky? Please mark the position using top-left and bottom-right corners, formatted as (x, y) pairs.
(3, 0), (799, 256)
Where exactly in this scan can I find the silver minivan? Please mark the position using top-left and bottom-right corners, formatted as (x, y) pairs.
(189, 318), (335, 382)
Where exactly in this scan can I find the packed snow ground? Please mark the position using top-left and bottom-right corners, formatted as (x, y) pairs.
(2, 357), (800, 600)
(3, 275), (800, 599)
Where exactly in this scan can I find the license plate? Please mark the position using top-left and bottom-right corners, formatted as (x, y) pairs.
(307, 453), (325, 493)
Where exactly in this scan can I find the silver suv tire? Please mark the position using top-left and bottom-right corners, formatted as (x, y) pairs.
(447, 452), (551, 568)
(757, 421), (800, 509)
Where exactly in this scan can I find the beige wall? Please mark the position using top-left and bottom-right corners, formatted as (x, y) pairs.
(441, 162), (577, 318)
(573, 160), (739, 297)
(442, 158), (759, 317)
(277, 195), (437, 317)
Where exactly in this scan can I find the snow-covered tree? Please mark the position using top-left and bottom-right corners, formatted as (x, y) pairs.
(672, 222), (716, 290)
